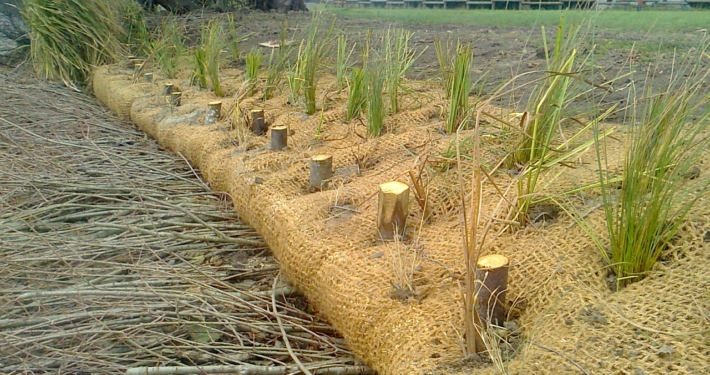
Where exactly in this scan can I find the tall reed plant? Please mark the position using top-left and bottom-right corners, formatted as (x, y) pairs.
(21, 0), (127, 88)
(446, 43), (472, 134)
(301, 12), (335, 115)
(226, 14), (240, 63)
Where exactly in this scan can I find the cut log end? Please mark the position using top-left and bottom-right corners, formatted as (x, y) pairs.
(271, 126), (288, 151)
(475, 254), (510, 327)
(377, 181), (409, 241)
(251, 109), (267, 135)
(309, 154), (333, 191)
(477, 254), (509, 269)
(163, 83), (174, 96)
(169, 91), (182, 107)
(143, 73), (153, 83)
(205, 101), (222, 125)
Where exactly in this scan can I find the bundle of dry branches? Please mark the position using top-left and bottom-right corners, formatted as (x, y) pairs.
(0, 69), (371, 375)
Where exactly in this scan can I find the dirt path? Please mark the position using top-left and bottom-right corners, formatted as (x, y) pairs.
(0, 68), (368, 374)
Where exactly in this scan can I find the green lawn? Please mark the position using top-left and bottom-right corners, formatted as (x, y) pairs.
(327, 8), (710, 32)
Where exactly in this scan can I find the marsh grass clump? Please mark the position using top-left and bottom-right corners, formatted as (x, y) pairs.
(434, 39), (454, 98)
(226, 14), (241, 63)
(302, 13), (335, 115)
(202, 20), (226, 97)
(191, 48), (208, 89)
(121, 0), (149, 56)
(592, 70), (710, 289)
(263, 21), (289, 101)
(346, 68), (368, 121)
(21, 0), (126, 88)
(383, 28), (421, 114)
(446, 43), (472, 134)
(150, 19), (185, 80)
(245, 48), (262, 96)
(508, 18), (614, 226)
(336, 33), (355, 90)
(367, 65), (385, 137)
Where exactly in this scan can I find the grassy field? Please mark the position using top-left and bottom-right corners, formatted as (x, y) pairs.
(328, 8), (710, 32)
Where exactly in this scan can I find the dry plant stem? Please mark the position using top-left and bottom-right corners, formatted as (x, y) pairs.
(310, 155), (333, 191)
(272, 275), (313, 375)
(1, 74), (361, 375)
(474, 254), (509, 326)
(407, 169), (431, 222)
(458, 112), (484, 354)
(251, 109), (267, 135)
(377, 181), (409, 240)
(271, 126), (288, 151)
(205, 101), (222, 125)
(125, 364), (374, 375)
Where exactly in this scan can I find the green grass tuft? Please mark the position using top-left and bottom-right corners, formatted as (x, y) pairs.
(446, 43), (472, 134)
(202, 20), (226, 97)
(367, 66), (385, 137)
(245, 48), (262, 96)
(596, 69), (710, 289)
(346, 67), (368, 121)
(149, 19), (185, 80)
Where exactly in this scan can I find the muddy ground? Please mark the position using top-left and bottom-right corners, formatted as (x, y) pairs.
(166, 9), (709, 122)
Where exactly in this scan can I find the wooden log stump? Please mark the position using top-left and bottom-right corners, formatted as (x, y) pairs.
(205, 101), (222, 125)
(143, 73), (153, 83)
(251, 109), (267, 135)
(377, 181), (409, 240)
(474, 254), (509, 326)
(310, 155), (333, 190)
(271, 126), (288, 151)
(163, 83), (174, 96)
(169, 91), (182, 107)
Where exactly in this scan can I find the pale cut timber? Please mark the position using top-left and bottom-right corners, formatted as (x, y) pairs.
(251, 109), (267, 135)
(271, 126), (288, 151)
(377, 181), (409, 240)
(474, 254), (509, 326)
(310, 155), (333, 190)
(205, 101), (222, 125)
(163, 83), (174, 96)
(169, 91), (182, 107)
(143, 73), (153, 83)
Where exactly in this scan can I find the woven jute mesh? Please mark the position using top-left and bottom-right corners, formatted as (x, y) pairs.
(93, 64), (710, 375)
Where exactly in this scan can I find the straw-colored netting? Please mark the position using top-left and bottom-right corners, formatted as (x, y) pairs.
(93, 64), (710, 375)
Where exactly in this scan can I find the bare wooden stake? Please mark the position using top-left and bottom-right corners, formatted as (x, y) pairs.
(144, 73), (153, 83)
(169, 91), (182, 107)
(377, 181), (410, 240)
(163, 83), (174, 96)
(474, 254), (509, 327)
(309, 155), (333, 191)
(251, 109), (267, 135)
(271, 126), (288, 151)
(205, 101), (222, 125)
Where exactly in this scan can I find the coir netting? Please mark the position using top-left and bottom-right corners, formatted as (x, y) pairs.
(93, 63), (710, 375)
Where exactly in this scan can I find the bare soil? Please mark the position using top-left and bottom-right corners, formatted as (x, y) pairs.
(169, 9), (709, 122)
